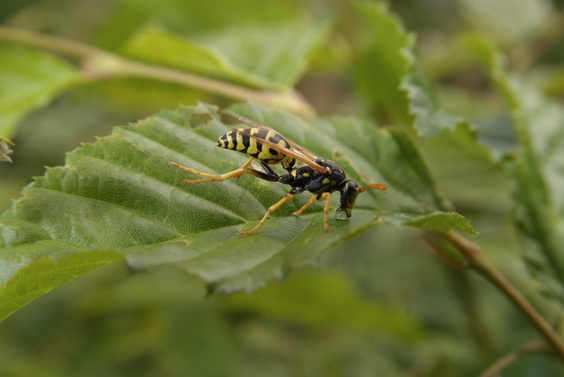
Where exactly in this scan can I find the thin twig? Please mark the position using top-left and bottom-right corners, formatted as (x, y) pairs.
(446, 230), (564, 359)
(423, 235), (469, 270)
(0, 26), (316, 119)
(479, 342), (552, 377)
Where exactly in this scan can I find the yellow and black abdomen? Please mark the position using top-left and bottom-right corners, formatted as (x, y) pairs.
(215, 128), (296, 171)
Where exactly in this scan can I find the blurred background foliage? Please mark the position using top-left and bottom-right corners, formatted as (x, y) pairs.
(1, 0), (564, 375)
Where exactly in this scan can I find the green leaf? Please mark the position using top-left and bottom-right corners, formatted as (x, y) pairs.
(225, 270), (423, 339)
(0, 135), (13, 162)
(402, 64), (467, 138)
(0, 45), (80, 137)
(0, 102), (475, 319)
(471, 36), (564, 305)
(353, 2), (414, 125)
(420, 123), (509, 207)
(406, 212), (478, 236)
(0, 249), (123, 321)
(96, 0), (308, 51)
(123, 21), (327, 90)
(354, 2), (469, 138)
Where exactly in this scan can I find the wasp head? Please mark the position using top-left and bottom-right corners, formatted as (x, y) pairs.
(336, 180), (387, 219)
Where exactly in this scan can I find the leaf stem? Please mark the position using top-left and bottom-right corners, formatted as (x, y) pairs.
(446, 230), (564, 359)
(0, 26), (315, 119)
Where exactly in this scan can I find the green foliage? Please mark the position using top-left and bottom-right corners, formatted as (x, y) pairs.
(124, 23), (327, 89)
(353, 2), (414, 126)
(225, 270), (423, 338)
(2, 0), (564, 375)
(468, 36), (564, 304)
(0, 249), (123, 320)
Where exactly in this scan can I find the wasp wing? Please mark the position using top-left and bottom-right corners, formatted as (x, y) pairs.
(237, 117), (327, 173)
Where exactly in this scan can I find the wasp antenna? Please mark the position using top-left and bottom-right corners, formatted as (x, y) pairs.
(358, 183), (387, 193)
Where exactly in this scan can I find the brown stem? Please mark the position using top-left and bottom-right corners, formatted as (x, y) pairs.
(446, 230), (564, 359)
(0, 26), (315, 118)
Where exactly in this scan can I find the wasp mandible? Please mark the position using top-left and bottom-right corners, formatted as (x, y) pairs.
(170, 116), (387, 236)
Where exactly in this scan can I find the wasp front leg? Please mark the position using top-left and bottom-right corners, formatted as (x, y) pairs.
(170, 157), (254, 184)
(319, 192), (333, 232)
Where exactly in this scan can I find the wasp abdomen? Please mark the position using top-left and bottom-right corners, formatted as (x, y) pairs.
(215, 128), (295, 170)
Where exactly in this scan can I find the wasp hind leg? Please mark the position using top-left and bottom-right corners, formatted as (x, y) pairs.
(170, 157), (255, 184)
(239, 192), (295, 236)
(243, 161), (280, 182)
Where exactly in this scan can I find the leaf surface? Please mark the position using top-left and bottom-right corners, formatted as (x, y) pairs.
(0, 45), (80, 137)
(353, 2), (465, 139)
(0, 102), (475, 320)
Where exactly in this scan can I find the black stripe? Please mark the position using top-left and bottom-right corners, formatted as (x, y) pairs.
(241, 134), (250, 149)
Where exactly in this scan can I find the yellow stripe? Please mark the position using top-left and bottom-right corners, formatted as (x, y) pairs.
(247, 136), (259, 156)
(236, 133), (246, 152)
(282, 156), (294, 170)
(227, 132), (235, 150)
(259, 142), (284, 162)
(265, 130), (277, 142)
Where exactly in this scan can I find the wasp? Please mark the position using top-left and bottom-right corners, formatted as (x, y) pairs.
(170, 116), (387, 236)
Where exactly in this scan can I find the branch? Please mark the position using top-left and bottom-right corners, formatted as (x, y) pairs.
(0, 26), (315, 119)
(446, 230), (564, 359)
(478, 342), (552, 377)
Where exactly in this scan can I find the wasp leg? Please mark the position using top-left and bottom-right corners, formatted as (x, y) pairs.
(244, 161), (280, 182)
(170, 157), (254, 184)
(239, 192), (295, 236)
(291, 195), (318, 217)
(291, 192), (333, 232)
(319, 192), (333, 232)
(244, 168), (279, 182)
(259, 161), (278, 177)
